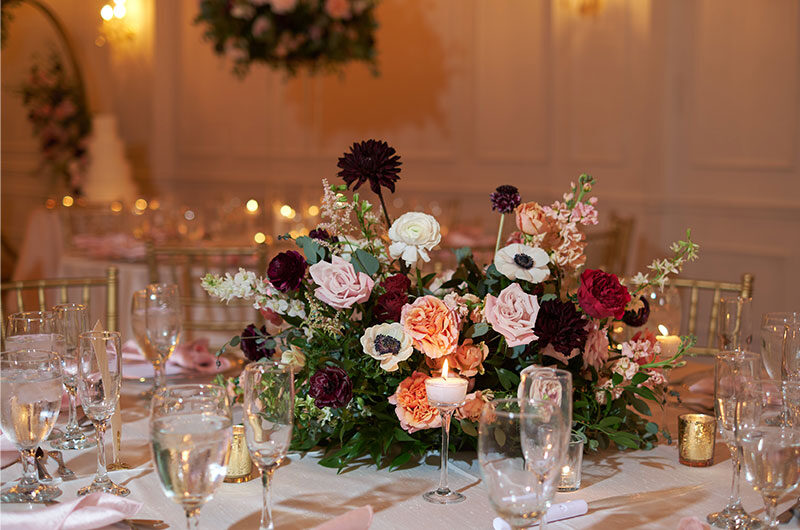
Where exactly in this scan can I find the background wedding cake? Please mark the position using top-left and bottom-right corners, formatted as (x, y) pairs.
(82, 113), (136, 203)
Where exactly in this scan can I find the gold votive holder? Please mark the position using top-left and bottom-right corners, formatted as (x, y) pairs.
(678, 413), (716, 467)
(225, 424), (259, 483)
(558, 437), (584, 492)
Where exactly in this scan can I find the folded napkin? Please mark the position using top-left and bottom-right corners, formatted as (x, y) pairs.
(1, 492), (142, 530)
(311, 505), (373, 530)
(121, 339), (231, 379)
(677, 516), (711, 530)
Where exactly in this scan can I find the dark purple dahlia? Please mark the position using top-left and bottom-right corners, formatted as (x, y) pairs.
(267, 250), (307, 292)
(622, 296), (650, 328)
(309, 228), (336, 242)
(309, 365), (353, 409)
(534, 300), (589, 357)
(490, 185), (521, 214)
(337, 139), (402, 195)
(240, 324), (275, 362)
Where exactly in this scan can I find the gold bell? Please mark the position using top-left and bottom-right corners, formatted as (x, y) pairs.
(225, 424), (259, 483)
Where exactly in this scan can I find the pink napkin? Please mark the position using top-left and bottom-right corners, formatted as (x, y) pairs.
(121, 339), (231, 378)
(1, 491), (142, 530)
(311, 506), (374, 530)
(677, 516), (711, 530)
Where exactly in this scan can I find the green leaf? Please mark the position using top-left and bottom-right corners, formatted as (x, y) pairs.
(460, 419), (478, 437)
(598, 416), (621, 429)
(494, 427), (507, 447)
(351, 249), (380, 276)
(229, 335), (240, 347)
(540, 293), (557, 302)
(295, 236), (326, 264)
(630, 396), (652, 417)
(630, 385), (657, 402)
(645, 422), (659, 434)
(611, 372), (623, 386)
(631, 372), (649, 386)
(388, 452), (411, 470)
(495, 367), (520, 391)
(466, 322), (489, 339)
(393, 428), (416, 442)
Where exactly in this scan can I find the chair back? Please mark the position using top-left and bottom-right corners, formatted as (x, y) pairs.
(584, 213), (635, 276)
(671, 272), (754, 356)
(0, 267), (119, 348)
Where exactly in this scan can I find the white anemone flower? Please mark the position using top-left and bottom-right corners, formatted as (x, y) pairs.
(494, 243), (550, 284)
(360, 322), (413, 372)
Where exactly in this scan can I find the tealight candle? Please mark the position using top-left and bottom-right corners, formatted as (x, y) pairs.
(425, 360), (468, 407)
(656, 324), (681, 358)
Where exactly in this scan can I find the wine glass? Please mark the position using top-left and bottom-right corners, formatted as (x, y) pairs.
(242, 361), (294, 530)
(783, 321), (800, 381)
(131, 290), (162, 398)
(479, 398), (563, 530)
(760, 313), (800, 380)
(76, 330), (129, 496)
(6, 311), (56, 337)
(518, 366), (573, 447)
(151, 384), (232, 529)
(707, 350), (762, 529)
(144, 284), (182, 396)
(51, 303), (94, 450)
(0, 349), (63, 503)
(718, 296), (753, 351)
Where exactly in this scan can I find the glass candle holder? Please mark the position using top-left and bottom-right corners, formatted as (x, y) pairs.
(678, 413), (716, 467)
(558, 437), (584, 492)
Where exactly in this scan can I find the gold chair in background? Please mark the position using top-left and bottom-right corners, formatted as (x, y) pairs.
(0, 267), (119, 347)
(584, 213), (635, 276)
(144, 243), (268, 341)
(672, 272), (754, 356)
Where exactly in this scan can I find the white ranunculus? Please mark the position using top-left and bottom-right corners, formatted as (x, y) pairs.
(494, 243), (550, 284)
(280, 344), (306, 369)
(360, 322), (413, 372)
(388, 212), (441, 267)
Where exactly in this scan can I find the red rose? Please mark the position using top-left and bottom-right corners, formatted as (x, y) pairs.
(382, 273), (411, 294)
(577, 269), (631, 320)
(374, 290), (408, 323)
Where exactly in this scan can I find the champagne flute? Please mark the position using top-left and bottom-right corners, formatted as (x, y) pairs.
(51, 303), (94, 450)
(760, 313), (800, 380)
(151, 384), (232, 530)
(144, 284), (182, 396)
(0, 349), (63, 503)
(707, 351), (762, 529)
(131, 290), (162, 398)
(718, 296), (753, 351)
(479, 398), (563, 529)
(242, 361), (294, 530)
(76, 330), (129, 496)
(783, 321), (800, 381)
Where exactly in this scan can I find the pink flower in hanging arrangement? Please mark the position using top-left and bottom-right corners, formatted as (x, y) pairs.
(388, 371), (441, 433)
(484, 283), (540, 347)
(401, 295), (460, 359)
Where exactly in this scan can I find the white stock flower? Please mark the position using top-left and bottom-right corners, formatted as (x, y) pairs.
(388, 212), (441, 267)
(360, 322), (413, 372)
(287, 299), (306, 319)
(494, 244), (550, 283)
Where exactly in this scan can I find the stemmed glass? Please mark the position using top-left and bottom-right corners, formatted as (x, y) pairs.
(242, 361), (295, 530)
(0, 349), (63, 502)
(518, 366), (573, 445)
(707, 351), (762, 529)
(718, 296), (753, 351)
(760, 313), (800, 380)
(479, 398), (564, 530)
(783, 320), (800, 381)
(131, 290), (162, 398)
(6, 311), (56, 338)
(144, 284), (182, 396)
(76, 330), (130, 496)
(151, 384), (232, 530)
(51, 303), (94, 450)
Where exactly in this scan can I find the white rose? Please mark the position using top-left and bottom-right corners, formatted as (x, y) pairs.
(360, 322), (413, 372)
(388, 212), (441, 267)
(494, 243), (550, 284)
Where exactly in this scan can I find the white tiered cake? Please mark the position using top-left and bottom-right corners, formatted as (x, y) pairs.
(82, 113), (137, 202)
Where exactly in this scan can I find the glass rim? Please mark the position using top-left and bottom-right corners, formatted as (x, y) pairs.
(154, 382), (227, 395)
(78, 330), (121, 339)
(146, 282), (179, 291)
(0, 349), (60, 364)
(7, 310), (55, 321)
(52, 302), (87, 312)
(520, 365), (571, 377)
(244, 360), (293, 373)
(482, 397), (559, 418)
(715, 349), (760, 360)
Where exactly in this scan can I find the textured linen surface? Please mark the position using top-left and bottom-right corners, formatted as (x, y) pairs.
(0, 492), (141, 529)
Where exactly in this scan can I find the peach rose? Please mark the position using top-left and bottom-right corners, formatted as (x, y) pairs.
(309, 255), (375, 310)
(456, 390), (490, 421)
(401, 295), (459, 359)
(582, 320), (610, 370)
(388, 371), (442, 433)
(451, 339), (489, 377)
(484, 283), (540, 347)
(515, 202), (560, 248)
(325, 0), (350, 18)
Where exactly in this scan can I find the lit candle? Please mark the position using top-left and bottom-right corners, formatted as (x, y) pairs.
(656, 324), (681, 358)
(425, 359), (468, 406)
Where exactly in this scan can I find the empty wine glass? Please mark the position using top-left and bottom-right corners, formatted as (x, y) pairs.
(518, 366), (573, 448)
(718, 296), (753, 351)
(0, 349), (63, 503)
(145, 284), (182, 396)
(479, 398), (563, 530)
(707, 351), (762, 529)
(242, 361), (294, 530)
(76, 330), (129, 497)
(760, 313), (800, 380)
(783, 322), (800, 381)
(151, 384), (232, 529)
(131, 290), (162, 398)
(51, 303), (94, 450)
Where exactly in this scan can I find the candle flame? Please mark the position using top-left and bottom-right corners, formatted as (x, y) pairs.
(442, 359), (450, 380)
(658, 324), (669, 335)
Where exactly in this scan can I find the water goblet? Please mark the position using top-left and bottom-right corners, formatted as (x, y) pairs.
(707, 350), (762, 529)
(6, 310), (56, 337)
(0, 349), (63, 503)
(144, 284), (182, 396)
(151, 384), (232, 529)
(76, 330), (129, 496)
(760, 312), (800, 380)
(131, 290), (162, 398)
(242, 361), (295, 530)
(718, 296), (753, 351)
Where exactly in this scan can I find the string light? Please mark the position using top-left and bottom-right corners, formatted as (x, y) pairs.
(307, 205), (320, 216)
(100, 4), (113, 20)
(134, 198), (148, 210)
(279, 204), (296, 219)
(254, 232), (266, 244)
(246, 199), (259, 213)
(110, 201), (123, 212)
(62, 195), (74, 207)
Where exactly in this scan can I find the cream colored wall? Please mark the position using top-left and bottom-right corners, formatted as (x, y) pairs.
(2, 0), (799, 325)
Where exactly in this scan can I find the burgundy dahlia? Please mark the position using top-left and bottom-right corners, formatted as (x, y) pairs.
(534, 300), (589, 357)
(240, 324), (275, 362)
(309, 365), (353, 409)
(267, 250), (307, 292)
(337, 139), (402, 195)
(309, 228), (336, 242)
(374, 290), (409, 323)
(622, 296), (650, 328)
(490, 185), (521, 214)
(382, 273), (411, 294)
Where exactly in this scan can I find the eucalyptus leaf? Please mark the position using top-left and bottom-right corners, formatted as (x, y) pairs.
(494, 427), (507, 447)
(539, 293), (557, 302)
(351, 249), (380, 276)
(460, 419), (478, 437)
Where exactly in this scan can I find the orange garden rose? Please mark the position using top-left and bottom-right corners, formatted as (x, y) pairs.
(451, 339), (489, 377)
(401, 295), (459, 359)
(515, 201), (560, 249)
(388, 371), (442, 433)
(456, 390), (491, 422)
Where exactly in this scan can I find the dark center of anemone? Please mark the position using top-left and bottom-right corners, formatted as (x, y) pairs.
(513, 253), (535, 270)
(374, 334), (401, 355)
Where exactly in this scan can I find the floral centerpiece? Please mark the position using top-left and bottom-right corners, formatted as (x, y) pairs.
(202, 139), (699, 470)
(194, 0), (379, 77)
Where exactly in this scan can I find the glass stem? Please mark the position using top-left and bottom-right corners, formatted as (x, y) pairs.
(260, 466), (275, 530)
(65, 388), (79, 434)
(727, 444), (743, 509)
(94, 421), (109, 483)
(539, 513), (548, 530)
(20, 448), (38, 486)
(154, 362), (166, 394)
(185, 507), (200, 530)
(437, 409), (454, 493)
(763, 496), (778, 528)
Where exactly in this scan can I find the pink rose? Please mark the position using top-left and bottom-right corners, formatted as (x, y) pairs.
(583, 320), (610, 370)
(484, 283), (540, 347)
(325, 0), (350, 18)
(401, 295), (459, 359)
(309, 255), (374, 310)
(388, 371), (441, 433)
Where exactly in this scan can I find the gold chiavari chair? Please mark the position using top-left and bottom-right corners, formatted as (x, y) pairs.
(584, 213), (635, 276)
(0, 267), (119, 348)
(144, 243), (268, 343)
(672, 272), (755, 356)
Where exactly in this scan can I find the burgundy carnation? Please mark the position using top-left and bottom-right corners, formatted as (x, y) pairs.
(374, 290), (409, 323)
(382, 273), (411, 294)
(622, 296), (650, 327)
(309, 365), (353, 409)
(267, 250), (307, 292)
(534, 300), (588, 357)
(577, 269), (632, 320)
(240, 324), (275, 362)
(490, 185), (521, 214)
